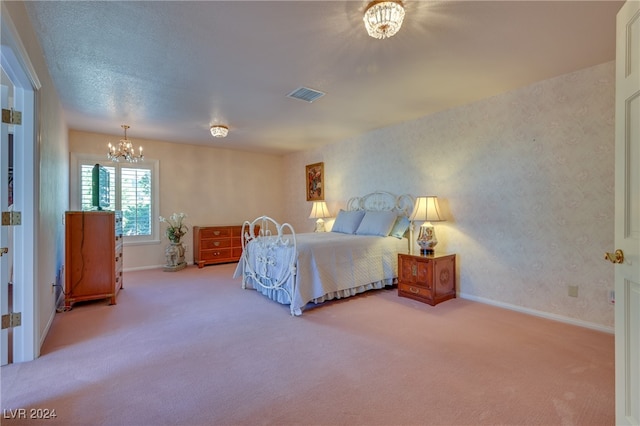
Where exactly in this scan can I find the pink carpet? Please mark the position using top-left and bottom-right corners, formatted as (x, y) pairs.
(1, 264), (614, 425)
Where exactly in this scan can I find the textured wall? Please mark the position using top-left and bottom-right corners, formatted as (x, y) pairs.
(284, 62), (615, 329)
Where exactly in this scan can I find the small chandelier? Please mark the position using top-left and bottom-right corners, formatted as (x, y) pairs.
(363, 0), (405, 39)
(107, 124), (143, 163)
(210, 125), (229, 138)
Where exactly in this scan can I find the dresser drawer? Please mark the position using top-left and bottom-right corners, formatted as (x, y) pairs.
(201, 248), (232, 261)
(200, 227), (232, 238)
(201, 238), (232, 250)
(398, 282), (433, 301)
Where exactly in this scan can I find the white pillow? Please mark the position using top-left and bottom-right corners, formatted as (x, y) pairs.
(331, 210), (366, 234)
(355, 210), (398, 237)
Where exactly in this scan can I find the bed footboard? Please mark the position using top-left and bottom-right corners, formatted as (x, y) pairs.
(240, 216), (299, 315)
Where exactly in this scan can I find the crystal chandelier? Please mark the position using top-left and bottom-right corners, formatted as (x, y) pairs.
(210, 125), (229, 138)
(363, 0), (405, 39)
(107, 124), (143, 162)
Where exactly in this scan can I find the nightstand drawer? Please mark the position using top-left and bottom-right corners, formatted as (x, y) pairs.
(398, 282), (433, 301)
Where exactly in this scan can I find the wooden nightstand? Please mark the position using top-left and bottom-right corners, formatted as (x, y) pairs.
(398, 253), (456, 306)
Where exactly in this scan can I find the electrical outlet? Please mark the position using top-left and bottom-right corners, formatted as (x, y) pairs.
(568, 285), (579, 297)
(608, 289), (615, 305)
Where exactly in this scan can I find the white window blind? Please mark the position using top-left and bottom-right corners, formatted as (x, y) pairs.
(120, 167), (151, 236)
(74, 154), (158, 243)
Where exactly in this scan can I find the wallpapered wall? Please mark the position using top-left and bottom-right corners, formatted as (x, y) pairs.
(283, 61), (615, 330)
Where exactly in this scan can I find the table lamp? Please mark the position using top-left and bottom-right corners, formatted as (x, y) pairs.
(309, 201), (331, 232)
(410, 196), (445, 255)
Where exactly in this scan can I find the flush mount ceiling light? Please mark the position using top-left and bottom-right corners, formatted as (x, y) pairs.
(363, 0), (405, 39)
(210, 125), (229, 138)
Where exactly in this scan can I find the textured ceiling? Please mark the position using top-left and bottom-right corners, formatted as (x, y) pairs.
(23, 1), (624, 155)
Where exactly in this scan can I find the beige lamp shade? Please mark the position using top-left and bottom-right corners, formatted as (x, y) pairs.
(410, 196), (444, 222)
(309, 201), (331, 219)
(309, 201), (331, 232)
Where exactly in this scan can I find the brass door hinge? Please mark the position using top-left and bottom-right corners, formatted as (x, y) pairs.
(2, 211), (21, 226)
(1, 108), (22, 125)
(1, 312), (21, 330)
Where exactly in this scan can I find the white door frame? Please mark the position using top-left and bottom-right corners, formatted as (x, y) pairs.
(1, 74), (10, 365)
(614, 1), (640, 424)
(1, 3), (41, 363)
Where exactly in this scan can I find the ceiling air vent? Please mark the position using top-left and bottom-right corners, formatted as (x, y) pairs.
(287, 86), (326, 103)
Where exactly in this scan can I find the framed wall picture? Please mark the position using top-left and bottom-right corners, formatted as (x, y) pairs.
(306, 162), (324, 201)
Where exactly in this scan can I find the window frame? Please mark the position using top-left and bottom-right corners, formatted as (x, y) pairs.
(70, 153), (160, 245)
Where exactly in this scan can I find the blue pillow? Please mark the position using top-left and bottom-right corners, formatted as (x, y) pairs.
(331, 210), (366, 234)
(389, 216), (410, 239)
(355, 211), (398, 237)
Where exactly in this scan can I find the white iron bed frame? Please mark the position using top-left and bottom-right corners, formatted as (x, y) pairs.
(238, 191), (415, 315)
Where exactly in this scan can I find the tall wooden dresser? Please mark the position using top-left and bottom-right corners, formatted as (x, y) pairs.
(64, 211), (123, 309)
(193, 225), (245, 268)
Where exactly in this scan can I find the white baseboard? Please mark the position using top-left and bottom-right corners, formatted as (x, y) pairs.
(124, 264), (165, 272)
(458, 292), (614, 334)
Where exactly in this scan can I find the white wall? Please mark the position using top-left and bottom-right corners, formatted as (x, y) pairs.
(3, 1), (70, 354)
(283, 61), (616, 330)
(69, 130), (285, 269)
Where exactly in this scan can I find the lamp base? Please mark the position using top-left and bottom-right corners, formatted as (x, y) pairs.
(315, 219), (326, 233)
(417, 223), (438, 255)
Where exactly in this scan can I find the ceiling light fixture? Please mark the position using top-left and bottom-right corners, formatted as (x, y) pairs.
(210, 125), (229, 138)
(107, 124), (143, 163)
(363, 0), (405, 39)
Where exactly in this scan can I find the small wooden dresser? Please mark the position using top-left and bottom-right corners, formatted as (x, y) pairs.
(398, 253), (456, 306)
(193, 225), (244, 268)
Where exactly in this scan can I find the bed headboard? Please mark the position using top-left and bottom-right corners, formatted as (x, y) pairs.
(346, 191), (415, 217)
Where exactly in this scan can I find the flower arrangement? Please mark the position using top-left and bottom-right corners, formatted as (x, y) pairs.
(159, 212), (188, 244)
